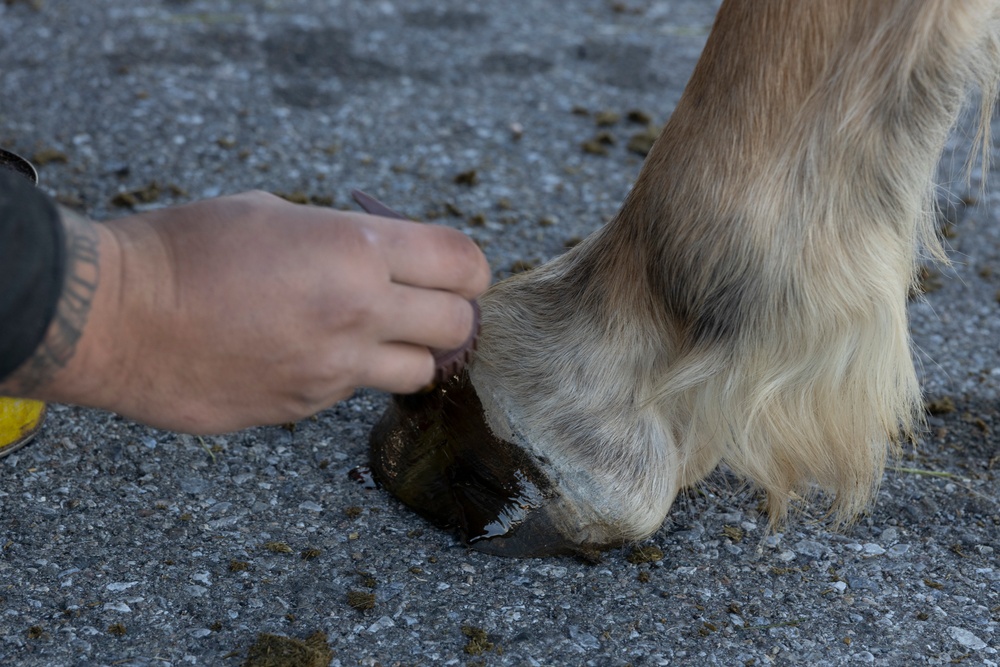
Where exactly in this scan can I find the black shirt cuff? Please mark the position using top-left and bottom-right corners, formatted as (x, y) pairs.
(0, 169), (66, 382)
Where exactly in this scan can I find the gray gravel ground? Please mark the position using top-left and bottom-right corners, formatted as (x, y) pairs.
(2, 1), (999, 665)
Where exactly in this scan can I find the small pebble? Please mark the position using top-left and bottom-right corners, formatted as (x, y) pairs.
(948, 626), (987, 650)
(367, 616), (395, 634)
(180, 477), (209, 495)
(106, 582), (139, 592)
(886, 544), (910, 558)
(537, 565), (567, 578)
(568, 625), (600, 649)
(794, 540), (827, 559)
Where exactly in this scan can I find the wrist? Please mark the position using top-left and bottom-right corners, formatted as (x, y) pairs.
(2, 208), (126, 409)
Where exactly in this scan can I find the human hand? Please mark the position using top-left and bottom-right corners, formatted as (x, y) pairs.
(7, 191), (490, 433)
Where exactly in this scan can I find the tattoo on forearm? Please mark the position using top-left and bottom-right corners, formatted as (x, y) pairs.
(12, 211), (100, 395)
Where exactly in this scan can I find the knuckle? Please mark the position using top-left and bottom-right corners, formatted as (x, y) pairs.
(340, 218), (382, 263)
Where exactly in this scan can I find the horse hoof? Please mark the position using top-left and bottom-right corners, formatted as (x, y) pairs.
(368, 372), (617, 558)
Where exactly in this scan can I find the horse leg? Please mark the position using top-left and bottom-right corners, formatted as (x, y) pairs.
(371, 0), (1000, 556)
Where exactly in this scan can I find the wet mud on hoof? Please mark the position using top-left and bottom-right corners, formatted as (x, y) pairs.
(369, 372), (605, 558)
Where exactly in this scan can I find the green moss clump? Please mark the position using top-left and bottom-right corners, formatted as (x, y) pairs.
(581, 139), (609, 156)
(510, 259), (537, 274)
(722, 525), (744, 543)
(461, 625), (494, 656)
(626, 109), (652, 124)
(627, 125), (662, 156)
(110, 182), (163, 208)
(626, 545), (664, 564)
(594, 110), (620, 126)
(242, 631), (333, 667)
(274, 191), (310, 205)
(346, 590), (376, 611)
(925, 396), (956, 415)
(32, 148), (68, 165)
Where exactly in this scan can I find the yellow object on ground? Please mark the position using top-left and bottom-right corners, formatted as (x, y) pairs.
(0, 397), (46, 458)
(0, 151), (45, 457)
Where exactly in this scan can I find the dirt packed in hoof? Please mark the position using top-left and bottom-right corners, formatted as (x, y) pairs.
(242, 631), (333, 667)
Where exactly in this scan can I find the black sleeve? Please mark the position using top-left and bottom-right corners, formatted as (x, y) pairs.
(0, 169), (66, 382)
